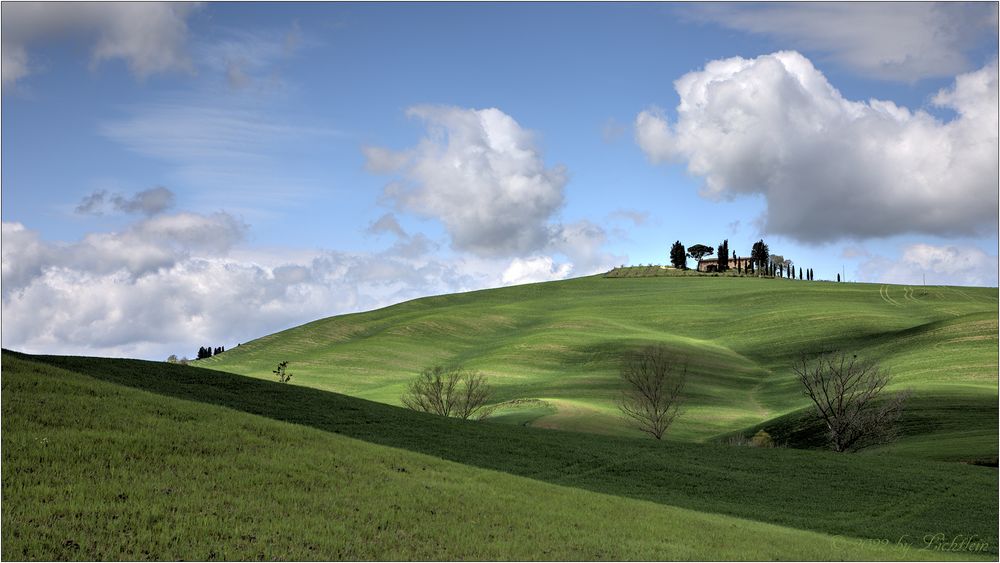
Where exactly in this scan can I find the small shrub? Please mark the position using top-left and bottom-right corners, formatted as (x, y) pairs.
(750, 430), (775, 448)
(273, 361), (292, 383)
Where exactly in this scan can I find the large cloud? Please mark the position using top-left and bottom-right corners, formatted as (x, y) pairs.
(684, 2), (998, 82)
(1, 2), (198, 88)
(2, 213), (247, 300)
(501, 257), (573, 286)
(2, 214), (604, 359)
(859, 244), (998, 287)
(366, 105), (568, 257)
(636, 51), (998, 243)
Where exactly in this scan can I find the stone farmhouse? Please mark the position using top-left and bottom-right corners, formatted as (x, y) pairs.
(697, 256), (753, 273)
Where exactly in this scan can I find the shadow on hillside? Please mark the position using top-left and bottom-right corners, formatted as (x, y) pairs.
(716, 395), (998, 467)
(6, 349), (998, 554)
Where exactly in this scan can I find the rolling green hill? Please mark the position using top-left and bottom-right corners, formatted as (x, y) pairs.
(3, 351), (995, 560)
(202, 273), (998, 462)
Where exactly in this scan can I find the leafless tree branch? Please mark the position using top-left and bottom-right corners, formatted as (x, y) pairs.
(618, 345), (687, 439)
(793, 351), (911, 452)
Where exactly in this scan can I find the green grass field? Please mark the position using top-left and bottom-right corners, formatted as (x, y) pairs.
(4, 351), (995, 560)
(4, 273), (997, 560)
(202, 273), (998, 462)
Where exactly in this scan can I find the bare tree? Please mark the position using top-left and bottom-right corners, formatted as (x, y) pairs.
(618, 346), (687, 439)
(793, 352), (911, 452)
(401, 366), (496, 420)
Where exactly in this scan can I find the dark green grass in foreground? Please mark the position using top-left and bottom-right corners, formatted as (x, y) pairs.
(7, 352), (966, 561)
(16, 351), (998, 557)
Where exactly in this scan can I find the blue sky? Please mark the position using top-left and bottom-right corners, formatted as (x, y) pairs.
(2, 2), (998, 359)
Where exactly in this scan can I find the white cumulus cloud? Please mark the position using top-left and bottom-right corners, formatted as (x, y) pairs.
(0, 215), (542, 359)
(501, 256), (573, 286)
(2, 213), (247, 300)
(2, 208), (625, 359)
(859, 244), (998, 287)
(636, 51), (998, 243)
(368, 105), (568, 257)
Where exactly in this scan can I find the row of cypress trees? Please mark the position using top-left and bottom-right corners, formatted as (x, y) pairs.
(196, 345), (225, 359)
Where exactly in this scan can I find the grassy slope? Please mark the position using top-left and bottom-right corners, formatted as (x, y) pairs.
(12, 351), (997, 557)
(6, 353), (966, 562)
(202, 274), (998, 460)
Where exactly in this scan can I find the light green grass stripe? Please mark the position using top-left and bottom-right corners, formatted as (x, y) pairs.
(204, 274), (997, 461)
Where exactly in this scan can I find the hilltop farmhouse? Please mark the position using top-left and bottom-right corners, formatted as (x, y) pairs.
(697, 257), (752, 273)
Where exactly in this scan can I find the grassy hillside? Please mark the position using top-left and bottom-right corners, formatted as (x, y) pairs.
(202, 274), (998, 461)
(12, 352), (932, 561)
(9, 351), (997, 559)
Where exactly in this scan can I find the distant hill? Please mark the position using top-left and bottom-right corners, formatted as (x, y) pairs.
(204, 274), (998, 462)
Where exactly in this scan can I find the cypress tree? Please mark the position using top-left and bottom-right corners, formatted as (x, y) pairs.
(750, 240), (769, 275)
(837, 273), (841, 282)
(669, 241), (687, 269)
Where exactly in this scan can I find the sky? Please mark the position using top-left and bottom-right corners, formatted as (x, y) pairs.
(2, 1), (998, 360)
